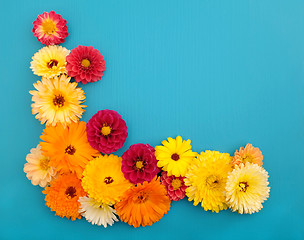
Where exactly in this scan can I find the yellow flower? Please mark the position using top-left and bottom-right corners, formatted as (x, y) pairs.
(29, 75), (86, 127)
(185, 150), (232, 213)
(30, 45), (70, 77)
(155, 136), (197, 177)
(226, 163), (270, 214)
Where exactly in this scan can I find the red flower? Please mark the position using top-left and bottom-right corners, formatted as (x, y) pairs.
(160, 172), (187, 201)
(66, 46), (106, 84)
(86, 110), (128, 154)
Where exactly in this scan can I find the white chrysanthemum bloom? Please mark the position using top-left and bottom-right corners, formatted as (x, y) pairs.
(79, 197), (118, 227)
(24, 144), (57, 187)
(226, 163), (270, 214)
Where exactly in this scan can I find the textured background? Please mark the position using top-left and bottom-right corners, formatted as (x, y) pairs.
(1, 0), (304, 239)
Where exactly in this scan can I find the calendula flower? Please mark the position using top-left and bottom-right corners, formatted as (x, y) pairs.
(115, 178), (171, 228)
(160, 172), (187, 201)
(232, 143), (263, 167)
(185, 150), (232, 213)
(82, 154), (132, 204)
(30, 45), (70, 78)
(43, 173), (86, 220)
(23, 144), (57, 187)
(40, 122), (99, 178)
(29, 75), (86, 127)
(155, 136), (197, 177)
(226, 163), (270, 214)
(79, 197), (118, 227)
(32, 11), (68, 45)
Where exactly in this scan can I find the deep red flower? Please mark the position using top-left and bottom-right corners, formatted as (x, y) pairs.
(160, 171), (187, 201)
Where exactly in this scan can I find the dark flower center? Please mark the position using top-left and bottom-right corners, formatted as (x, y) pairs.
(104, 176), (114, 184)
(65, 186), (76, 198)
(47, 59), (58, 68)
(137, 191), (148, 203)
(65, 145), (76, 155)
(53, 94), (65, 107)
(239, 181), (249, 192)
(171, 153), (180, 161)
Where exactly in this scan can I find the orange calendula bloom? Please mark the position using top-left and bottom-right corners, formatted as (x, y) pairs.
(115, 178), (171, 228)
(232, 144), (263, 167)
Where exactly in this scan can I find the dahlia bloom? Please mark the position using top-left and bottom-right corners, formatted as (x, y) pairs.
(160, 172), (187, 201)
(232, 143), (263, 167)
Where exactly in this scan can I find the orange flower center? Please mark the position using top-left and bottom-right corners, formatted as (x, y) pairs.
(101, 125), (112, 136)
(238, 181), (249, 192)
(206, 175), (219, 188)
(104, 176), (114, 184)
(171, 178), (182, 190)
(135, 160), (144, 170)
(65, 186), (77, 199)
(39, 157), (50, 171)
(242, 154), (254, 163)
(65, 145), (76, 155)
(81, 59), (91, 68)
(47, 59), (58, 69)
(136, 191), (148, 203)
(171, 153), (180, 161)
(42, 19), (57, 35)
(53, 94), (65, 107)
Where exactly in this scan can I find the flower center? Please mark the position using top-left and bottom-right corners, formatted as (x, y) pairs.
(239, 181), (249, 192)
(65, 186), (77, 198)
(171, 153), (180, 161)
(53, 94), (65, 107)
(42, 19), (57, 34)
(171, 178), (182, 190)
(47, 59), (58, 69)
(65, 145), (76, 155)
(135, 160), (144, 170)
(206, 175), (219, 188)
(81, 59), (91, 68)
(101, 125), (112, 136)
(39, 157), (50, 171)
(137, 191), (148, 203)
(104, 176), (114, 184)
(242, 154), (254, 163)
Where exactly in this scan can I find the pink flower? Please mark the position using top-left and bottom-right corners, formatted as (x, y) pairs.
(32, 11), (68, 45)
(160, 172), (187, 201)
(122, 144), (160, 184)
(86, 110), (127, 154)
(66, 46), (106, 84)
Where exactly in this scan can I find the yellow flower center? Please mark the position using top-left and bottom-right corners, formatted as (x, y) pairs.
(171, 178), (182, 190)
(241, 154), (254, 163)
(65, 186), (77, 199)
(101, 126), (112, 136)
(65, 145), (76, 155)
(104, 176), (114, 184)
(135, 160), (144, 170)
(206, 175), (219, 188)
(238, 181), (249, 192)
(39, 157), (50, 171)
(47, 59), (58, 69)
(42, 19), (57, 35)
(53, 94), (65, 107)
(81, 59), (91, 68)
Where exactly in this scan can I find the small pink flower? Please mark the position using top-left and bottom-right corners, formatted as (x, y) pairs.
(160, 171), (187, 201)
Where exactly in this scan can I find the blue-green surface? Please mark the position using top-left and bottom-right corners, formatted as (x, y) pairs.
(1, 0), (304, 239)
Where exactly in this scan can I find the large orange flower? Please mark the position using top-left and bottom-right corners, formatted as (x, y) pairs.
(40, 121), (100, 177)
(232, 144), (263, 167)
(115, 178), (171, 228)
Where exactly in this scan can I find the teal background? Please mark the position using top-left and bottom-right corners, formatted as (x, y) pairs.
(1, 0), (304, 239)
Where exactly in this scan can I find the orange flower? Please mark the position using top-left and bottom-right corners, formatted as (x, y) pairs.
(232, 144), (263, 167)
(115, 178), (171, 228)
(43, 173), (86, 220)
(40, 121), (100, 178)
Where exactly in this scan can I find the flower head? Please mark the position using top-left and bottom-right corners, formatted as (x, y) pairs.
(226, 163), (270, 214)
(30, 45), (70, 78)
(115, 178), (171, 228)
(86, 110), (128, 154)
(160, 172), (187, 201)
(66, 45), (106, 84)
(185, 150), (232, 213)
(122, 143), (160, 184)
(29, 75), (86, 127)
(32, 11), (68, 45)
(155, 136), (197, 177)
(232, 144), (263, 167)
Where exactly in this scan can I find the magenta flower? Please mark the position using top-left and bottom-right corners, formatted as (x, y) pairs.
(160, 171), (187, 201)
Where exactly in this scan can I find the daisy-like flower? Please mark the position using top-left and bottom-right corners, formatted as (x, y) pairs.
(155, 136), (197, 177)
(185, 150), (232, 213)
(232, 143), (263, 167)
(226, 163), (270, 214)
(82, 154), (132, 204)
(29, 75), (86, 127)
(43, 173), (86, 220)
(79, 197), (118, 227)
(160, 172), (187, 201)
(32, 11), (68, 45)
(23, 144), (57, 187)
(122, 143), (160, 184)
(115, 178), (171, 228)
(30, 45), (70, 78)
(86, 110), (128, 154)
(40, 121), (100, 178)
(66, 45), (106, 84)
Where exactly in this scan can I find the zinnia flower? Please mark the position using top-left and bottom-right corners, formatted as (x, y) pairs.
(115, 178), (171, 228)
(232, 143), (263, 167)
(82, 154), (132, 204)
(155, 136), (197, 177)
(43, 173), (86, 220)
(40, 121), (99, 178)
(185, 150), (232, 213)
(23, 144), (57, 187)
(79, 197), (118, 227)
(29, 75), (86, 127)
(86, 110), (128, 154)
(66, 45), (106, 84)
(160, 172), (187, 201)
(226, 163), (270, 214)
(121, 143), (160, 184)
(30, 45), (70, 78)
(32, 11), (68, 45)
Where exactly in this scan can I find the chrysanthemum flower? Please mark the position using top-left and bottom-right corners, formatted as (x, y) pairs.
(79, 197), (118, 227)
(43, 173), (86, 220)
(185, 150), (232, 213)
(82, 154), (132, 204)
(155, 136), (197, 177)
(226, 163), (270, 214)
(122, 143), (160, 184)
(160, 172), (187, 201)
(29, 75), (86, 127)
(232, 144), (263, 167)
(23, 144), (57, 187)
(66, 45), (106, 84)
(30, 45), (70, 78)
(32, 11), (68, 45)
(40, 122), (99, 178)
(86, 110), (128, 154)
(115, 178), (171, 228)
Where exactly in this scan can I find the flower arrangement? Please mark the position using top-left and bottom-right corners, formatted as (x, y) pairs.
(24, 11), (271, 228)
